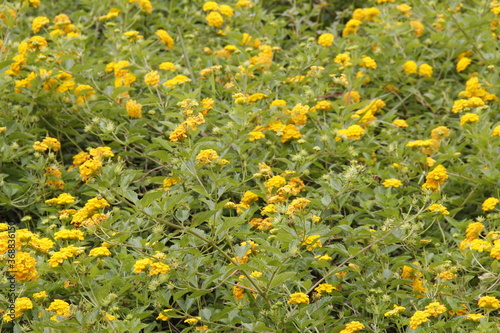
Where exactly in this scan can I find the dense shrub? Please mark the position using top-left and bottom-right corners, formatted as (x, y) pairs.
(1, 0), (500, 332)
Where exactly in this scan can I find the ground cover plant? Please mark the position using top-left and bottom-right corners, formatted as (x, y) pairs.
(1, 0), (500, 331)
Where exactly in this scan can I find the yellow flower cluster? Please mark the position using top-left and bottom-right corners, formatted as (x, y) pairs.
(203, 2), (233, 28)
(336, 124), (365, 141)
(71, 197), (110, 228)
(428, 203), (449, 215)
(196, 149), (222, 164)
(48, 245), (85, 267)
(105, 60), (136, 94)
(382, 178), (402, 188)
(403, 60), (417, 75)
(456, 57), (472, 72)
(302, 235), (322, 251)
(422, 164), (448, 191)
(164, 74), (190, 88)
(70, 147), (114, 183)
(3, 297), (33, 322)
(342, 19), (362, 36)
(401, 262), (425, 294)
(129, 0), (152, 14)
(482, 197), (499, 211)
(33, 136), (61, 151)
(383, 304), (406, 317)
(359, 55), (377, 69)
(98, 8), (121, 20)
(287, 292), (309, 304)
(460, 113), (480, 126)
(133, 257), (171, 275)
(54, 229), (84, 241)
(126, 99), (142, 118)
(458, 77), (498, 102)
(0, 228), (54, 254)
(477, 295), (500, 310)
(89, 246), (112, 257)
(46, 299), (70, 320)
(155, 29), (174, 50)
(352, 7), (380, 22)
(352, 98), (385, 125)
(339, 321), (365, 333)
(314, 283), (336, 294)
(317, 33), (334, 47)
(45, 193), (75, 205)
(286, 198), (311, 215)
(144, 70), (160, 87)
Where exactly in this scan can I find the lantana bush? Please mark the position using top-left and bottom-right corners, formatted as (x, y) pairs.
(1, 0), (500, 332)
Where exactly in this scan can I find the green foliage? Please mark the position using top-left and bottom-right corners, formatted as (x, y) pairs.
(1, 0), (500, 332)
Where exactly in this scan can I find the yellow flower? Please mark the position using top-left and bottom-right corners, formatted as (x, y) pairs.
(460, 113), (479, 126)
(424, 302), (447, 316)
(164, 75), (190, 87)
(33, 137), (61, 151)
(409, 310), (430, 329)
(478, 296), (500, 310)
(287, 292), (309, 304)
(315, 254), (332, 261)
(126, 99), (142, 118)
(144, 70), (160, 87)
(428, 204), (449, 215)
(99, 8), (121, 20)
(466, 313), (486, 321)
(359, 55), (377, 69)
(335, 125), (365, 141)
(302, 235), (322, 251)
(202, 1), (219, 11)
(392, 119), (408, 128)
(482, 197), (499, 211)
(382, 179), (402, 188)
(89, 246), (112, 257)
(397, 4), (412, 16)
(402, 60), (417, 75)
(318, 33), (334, 47)
(159, 62), (175, 71)
(339, 321), (365, 333)
(157, 309), (173, 321)
(431, 126), (450, 140)
(196, 149), (219, 164)
(342, 19), (362, 36)
(456, 57), (472, 72)
(155, 29), (174, 50)
(28, 36), (48, 51)
(74, 84), (95, 104)
(410, 20), (424, 37)
(264, 176), (286, 188)
(384, 304), (406, 317)
(219, 5), (234, 17)
(314, 283), (336, 294)
(286, 198), (311, 215)
(32, 16), (50, 33)
(206, 11), (224, 27)
(247, 93), (268, 103)
(46, 299), (70, 317)
(334, 53), (352, 67)
(184, 317), (201, 325)
(422, 164), (448, 191)
(14, 251), (38, 281)
(491, 125), (500, 137)
(54, 229), (85, 241)
(45, 193), (75, 205)
(129, 0), (153, 13)
(418, 63), (433, 78)
(33, 291), (48, 300)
